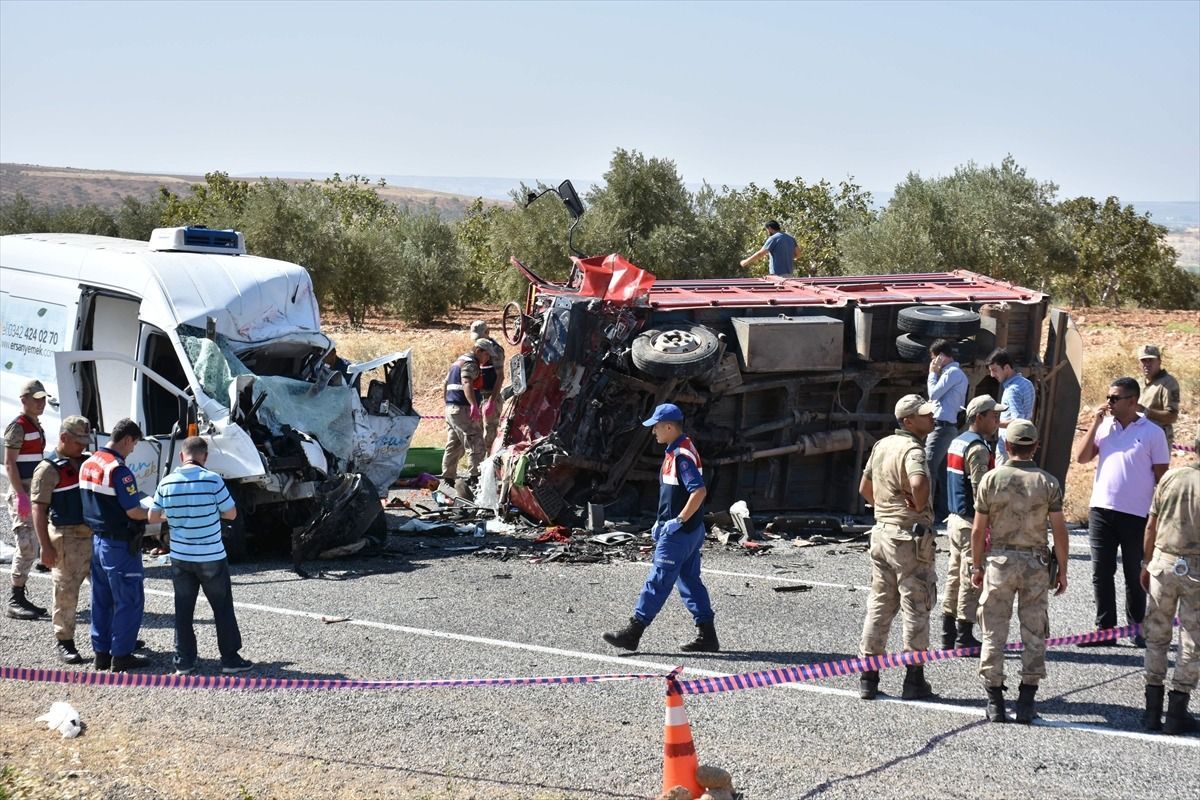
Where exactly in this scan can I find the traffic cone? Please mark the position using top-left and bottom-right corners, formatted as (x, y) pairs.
(662, 678), (702, 797)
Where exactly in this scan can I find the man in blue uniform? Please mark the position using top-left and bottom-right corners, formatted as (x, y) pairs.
(79, 418), (150, 671)
(603, 403), (718, 653)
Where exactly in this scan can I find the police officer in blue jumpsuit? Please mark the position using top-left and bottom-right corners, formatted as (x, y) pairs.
(603, 404), (719, 653)
(79, 418), (151, 671)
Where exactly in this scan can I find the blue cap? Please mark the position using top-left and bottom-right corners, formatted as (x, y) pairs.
(642, 403), (684, 426)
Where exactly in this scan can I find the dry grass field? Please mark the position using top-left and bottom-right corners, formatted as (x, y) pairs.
(331, 307), (1199, 524)
(0, 163), (490, 219)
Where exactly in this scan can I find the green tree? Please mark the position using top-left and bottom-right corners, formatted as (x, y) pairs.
(584, 149), (694, 269)
(160, 172), (251, 229)
(724, 178), (875, 276)
(1057, 196), (1199, 308)
(843, 156), (1073, 287)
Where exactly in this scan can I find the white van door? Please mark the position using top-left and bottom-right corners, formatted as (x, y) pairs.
(54, 350), (191, 499)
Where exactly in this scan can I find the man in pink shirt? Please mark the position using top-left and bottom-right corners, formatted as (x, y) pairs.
(1075, 377), (1170, 647)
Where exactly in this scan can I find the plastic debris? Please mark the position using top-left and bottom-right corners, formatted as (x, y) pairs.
(36, 701), (82, 738)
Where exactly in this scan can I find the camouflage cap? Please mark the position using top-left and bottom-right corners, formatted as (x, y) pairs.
(895, 394), (934, 420)
(473, 338), (499, 358)
(470, 320), (489, 338)
(19, 379), (47, 399)
(966, 395), (1007, 418)
(1005, 418), (1039, 445)
(1136, 344), (1162, 360)
(61, 415), (91, 437)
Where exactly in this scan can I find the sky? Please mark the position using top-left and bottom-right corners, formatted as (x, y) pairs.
(1, 0), (1198, 201)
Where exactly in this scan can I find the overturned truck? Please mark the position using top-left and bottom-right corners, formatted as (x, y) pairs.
(490, 186), (1082, 529)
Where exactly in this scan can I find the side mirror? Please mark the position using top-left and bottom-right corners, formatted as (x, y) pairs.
(557, 180), (585, 219)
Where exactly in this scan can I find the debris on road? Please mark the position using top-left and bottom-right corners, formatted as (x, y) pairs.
(35, 701), (82, 738)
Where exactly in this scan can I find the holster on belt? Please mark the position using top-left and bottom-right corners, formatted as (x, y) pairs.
(1047, 548), (1059, 587)
(127, 522), (146, 555)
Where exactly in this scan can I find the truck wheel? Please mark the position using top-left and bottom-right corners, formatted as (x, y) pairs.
(897, 306), (981, 338)
(896, 333), (978, 363)
(895, 333), (931, 362)
(632, 324), (721, 379)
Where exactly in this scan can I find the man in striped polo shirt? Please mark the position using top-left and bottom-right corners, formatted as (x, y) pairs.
(148, 437), (252, 675)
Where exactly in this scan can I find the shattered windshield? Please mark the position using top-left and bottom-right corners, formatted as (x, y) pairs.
(179, 326), (357, 461)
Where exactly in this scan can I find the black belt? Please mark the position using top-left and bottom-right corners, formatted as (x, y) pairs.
(935, 420), (956, 426)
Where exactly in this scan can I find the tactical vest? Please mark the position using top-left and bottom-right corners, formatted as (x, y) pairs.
(444, 356), (479, 406)
(45, 454), (86, 526)
(11, 414), (46, 483)
(658, 436), (705, 534)
(946, 431), (993, 518)
(79, 447), (138, 538)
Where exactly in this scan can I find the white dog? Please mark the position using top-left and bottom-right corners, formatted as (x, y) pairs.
(35, 701), (82, 739)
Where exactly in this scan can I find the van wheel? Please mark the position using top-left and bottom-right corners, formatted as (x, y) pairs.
(897, 306), (981, 338)
(632, 324), (721, 379)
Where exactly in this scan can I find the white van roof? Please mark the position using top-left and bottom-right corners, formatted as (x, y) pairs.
(0, 233), (322, 343)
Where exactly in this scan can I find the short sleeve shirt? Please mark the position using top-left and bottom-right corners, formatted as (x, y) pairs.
(1149, 464), (1200, 556)
(1089, 415), (1171, 517)
(1140, 370), (1181, 444)
(30, 459), (62, 506)
(863, 430), (931, 528)
(976, 461), (1062, 550)
(459, 359), (481, 383)
(762, 232), (797, 276)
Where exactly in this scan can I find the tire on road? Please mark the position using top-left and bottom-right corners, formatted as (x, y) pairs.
(631, 324), (722, 379)
(897, 306), (981, 338)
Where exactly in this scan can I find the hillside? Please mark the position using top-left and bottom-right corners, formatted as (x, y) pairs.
(0, 163), (495, 220)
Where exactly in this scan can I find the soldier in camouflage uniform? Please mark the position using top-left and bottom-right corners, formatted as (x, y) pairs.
(857, 394), (938, 701)
(941, 394), (1005, 650)
(440, 341), (492, 488)
(970, 419), (1069, 724)
(1139, 433), (1199, 735)
(30, 416), (94, 664)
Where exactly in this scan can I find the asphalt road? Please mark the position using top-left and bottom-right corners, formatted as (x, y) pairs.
(2, 505), (1197, 799)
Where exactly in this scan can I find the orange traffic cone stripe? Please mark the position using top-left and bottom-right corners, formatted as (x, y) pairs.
(662, 678), (701, 795)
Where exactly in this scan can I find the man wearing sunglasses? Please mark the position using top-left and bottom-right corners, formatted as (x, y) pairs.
(1075, 377), (1170, 648)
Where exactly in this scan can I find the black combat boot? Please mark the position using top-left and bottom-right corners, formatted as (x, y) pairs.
(1143, 685), (1165, 731)
(1164, 691), (1197, 736)
(859, 670), (880, 700)
(93, 652), (112, 671)
(986, 685), (1007, 722)
(6, 585), (44, 620)
(679, 621), (720, 653)
(901, 665), (933, 700)
(941, 613), (957, 650)
(110, 653), (150, 672)
(56, 639), (84, 665)
(1014, 683), (1038, 724)
(956, 620), (982, 649)
(602, 617), (647, 651)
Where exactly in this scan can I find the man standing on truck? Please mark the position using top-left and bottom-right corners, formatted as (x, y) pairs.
(1136, 345), (1181, 446)
(740, 221), (797, 276)
(970, 420), (1069, 724)
(470, 321), (506, 453)
(29, 416), (93, 663)
(857, 394), (938, 701)
(5, 379), (49, 621)
(80, 418), (151, 672)
(986, 349), (1035, 466)
(440, 341), (492, 489)
(926, 340), (969, 522)
(602, 403), (718, 654)
(940, 395), (1004, 650)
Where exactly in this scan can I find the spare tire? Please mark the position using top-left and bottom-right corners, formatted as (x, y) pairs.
(895, 333), (931, 362)
(632, 324), (721, 379)
(896, 333), (978, 364)
(897, 306), (981, 338)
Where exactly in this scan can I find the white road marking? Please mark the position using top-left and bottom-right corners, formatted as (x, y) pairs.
(44, 575), (1187, 749)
